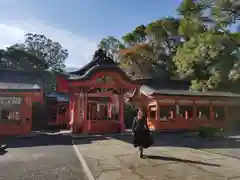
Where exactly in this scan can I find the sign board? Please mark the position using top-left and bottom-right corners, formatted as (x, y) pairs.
(0, 96), (23, 105)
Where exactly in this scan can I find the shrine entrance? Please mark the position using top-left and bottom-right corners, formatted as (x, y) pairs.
(68, 49), (139, 134)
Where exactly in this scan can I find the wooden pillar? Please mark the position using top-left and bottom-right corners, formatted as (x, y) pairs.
(71, 95), (76, 132)
(210, 101), (213, 121)
(156, 100), (160, 121)
(76, 93), (82, 133)
(224, 105), (229, 127)
(69, 95), (74, 132)
(83, 88), (90, 133)
(193, 100), (196, 121)
(176, 102), (179, 121)
(119, 93), (125, 132)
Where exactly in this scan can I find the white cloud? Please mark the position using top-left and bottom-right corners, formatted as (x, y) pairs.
(0, 20), (98, 68)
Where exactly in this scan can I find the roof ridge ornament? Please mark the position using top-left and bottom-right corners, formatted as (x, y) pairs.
(93, 48), (115, 65)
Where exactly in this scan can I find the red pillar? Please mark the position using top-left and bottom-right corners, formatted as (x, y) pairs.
(119, 94), (125, 132)
(156, 100), (160, 121)
(74, 94), (80, 133)
(210, 102), (213, 121)
(84, 90), (90, 133)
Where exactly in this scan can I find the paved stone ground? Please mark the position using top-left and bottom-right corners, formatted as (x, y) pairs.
(0, 134), (88, 180)
(74, 135), (240, 180)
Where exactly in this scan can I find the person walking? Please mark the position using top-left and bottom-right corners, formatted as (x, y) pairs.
(132, 108), (153, 158)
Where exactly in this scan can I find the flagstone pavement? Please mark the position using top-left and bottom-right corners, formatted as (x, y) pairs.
(74, 136), (240, 180)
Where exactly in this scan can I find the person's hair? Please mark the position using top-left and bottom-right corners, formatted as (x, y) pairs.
(138, 107), (146, 117)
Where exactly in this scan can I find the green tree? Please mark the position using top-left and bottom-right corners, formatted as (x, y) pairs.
(10, 33), (68, 72)
(0, 47), (47, 71)
(174, 31), (238, 91)
(174, 0), (240, 91)
(98, 19), (181, 79)
(0, 33), (68, 92)
(98, 0), (240, 93)
(98, 36), (125, 62)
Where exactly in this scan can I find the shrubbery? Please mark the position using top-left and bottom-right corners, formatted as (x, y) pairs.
(198, 124), (223, 138)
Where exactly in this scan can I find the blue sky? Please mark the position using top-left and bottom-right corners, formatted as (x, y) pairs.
(1, 0), (179, 39)
(0, 0), (237, 68)
(0, 0), (180, 67)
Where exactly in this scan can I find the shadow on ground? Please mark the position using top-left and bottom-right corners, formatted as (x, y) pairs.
(144, 155), (220, 167)
(0, 131), (240, 155)
(0, 127), (110, 150)
(113, 133), (240, 149)
(0, 134), (110, 151)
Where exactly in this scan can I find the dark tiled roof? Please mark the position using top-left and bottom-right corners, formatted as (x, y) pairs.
(69, 58), (99, 76)
(0, 69), (42, 76)
(0, 69), (45, 89)
(0, 82), (41, 91)
(69, 49), (116, 76)
(69, 65), (138, 84)
(140, 85), (240, 98)
(67, 49), (138, 85)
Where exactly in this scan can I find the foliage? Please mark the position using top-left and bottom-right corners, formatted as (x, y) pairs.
(9, 33), (68, 72)
(175, 0), (240, 91)
(98, 36), (125, 62)
(0, 47), (47, 71)
(197, 124), (221, 138)
(0, 33), (68, 92)
(98, 0), (240, 92)
(99, 19), (180, 79)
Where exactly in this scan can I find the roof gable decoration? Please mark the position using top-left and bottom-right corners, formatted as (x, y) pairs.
(95, 75), (115, 84)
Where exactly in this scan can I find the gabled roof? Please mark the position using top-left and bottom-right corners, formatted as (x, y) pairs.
(0, 69), (46, 90)
(0, 69), (43, 78)
(69, 49), (116, 76)
(67, 49), (138, 85)
(68, 65), (137, 84)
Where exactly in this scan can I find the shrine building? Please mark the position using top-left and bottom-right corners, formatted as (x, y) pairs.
(67, 49), (139, 134)
(66, 49), (240, 134)
(0, 82), (42, 136)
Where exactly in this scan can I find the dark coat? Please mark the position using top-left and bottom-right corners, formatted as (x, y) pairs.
(132, 117), (153, 148)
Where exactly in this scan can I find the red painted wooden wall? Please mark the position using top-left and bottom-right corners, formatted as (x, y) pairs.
(56, 75), (68, 92)
(0, 92), (33, 136)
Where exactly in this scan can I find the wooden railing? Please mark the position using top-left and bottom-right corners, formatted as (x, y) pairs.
(147, 118), (225, 131)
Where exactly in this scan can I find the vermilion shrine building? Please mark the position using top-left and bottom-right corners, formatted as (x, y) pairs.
(66, 49), (240, 134)
(1, 49), (240, 136)
(129, 81), (240, 132)
(67, 49), (139, 134)
(0, 82), (42, 136)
